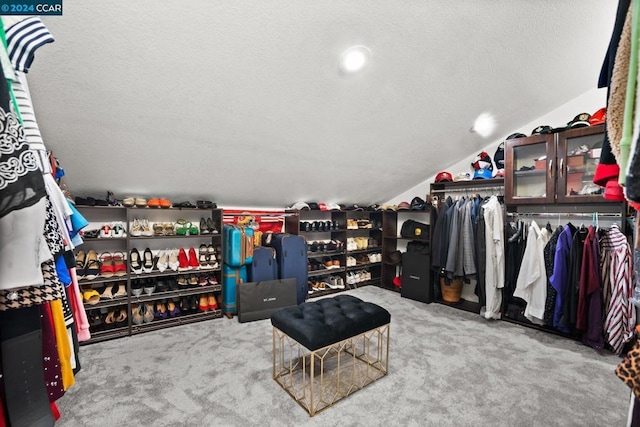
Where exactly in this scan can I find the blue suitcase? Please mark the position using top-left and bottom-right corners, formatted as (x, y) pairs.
(248, 246), (278, 282)
(222, 264), (247, 315)
(267, 233), (308, 304)
(223, 225), (255, 267)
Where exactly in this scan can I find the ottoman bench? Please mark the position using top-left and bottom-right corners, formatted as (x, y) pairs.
(270, 295), (391, 416)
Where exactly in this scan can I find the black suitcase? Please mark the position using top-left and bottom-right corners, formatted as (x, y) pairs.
(267, 233), (308, 304)
(248, 246), (278, 282)
(401, 252), (433, 304)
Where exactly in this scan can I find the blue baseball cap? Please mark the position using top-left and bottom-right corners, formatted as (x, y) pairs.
(473, 168), (492, 180)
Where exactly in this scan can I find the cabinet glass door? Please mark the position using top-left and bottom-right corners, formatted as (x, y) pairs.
(505, 134), (555, 204)
(556, 125), (606, 203)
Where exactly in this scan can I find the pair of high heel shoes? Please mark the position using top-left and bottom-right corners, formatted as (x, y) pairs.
(104, 308), (127, 329)
(130, 248), (156, 274)
(132, 299), (181, 324)
(199, 217), (219, 234)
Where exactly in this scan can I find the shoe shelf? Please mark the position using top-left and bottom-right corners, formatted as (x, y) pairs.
(308, 267), (345, 278)
(346, 246), (382, 254)
(346, 261), (381, 271)
(129, 268), (221, 281)
(353, 278), (380, 287)
(131, 310), (222, 335)
(307, 250), (345, 258)
(130, 284), (222, 303)
(307, 288), (346, 298)
(83, 296), (129, 310)
(81, 328), (130, 345)
(75, 205), (225, 345)
(383, 235), (430, 242)
(78, 276), (127, 286)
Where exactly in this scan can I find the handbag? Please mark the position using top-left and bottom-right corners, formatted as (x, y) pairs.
(236, 278), (297, 323)
(406, 240), (430, 255)
(616, 339), (640, 398)
(400, 219), (429, 238)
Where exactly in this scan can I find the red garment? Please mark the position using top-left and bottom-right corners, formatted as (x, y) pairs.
(577, 226), (598, 330)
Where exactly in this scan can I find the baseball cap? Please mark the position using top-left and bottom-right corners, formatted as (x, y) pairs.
(471, 151), (493, 171)
(308, 202), (320, 210)
(289, 201), (310, 210)
(568, 113), (591, 129)
(494, 142), (504, 170)
(435, 171), (453, 183)
(397, 201), (411, 210)
(531, 125), (552, 135)
(493, 169), (505, 178)
(454, 172), (472, 181)
(410, 197), (426, 210)
(473, 168), (492, 180)
(589, 108), (606, 126)
(387, 250), (402, 265)
(318, 203), (328, 211)
(506, 133), (527, 140)
(325, 203), (341, 211)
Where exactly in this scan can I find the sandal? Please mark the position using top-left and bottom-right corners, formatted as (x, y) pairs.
(153, 222), (165, 236)
(99, 284), (113, 299)
(84, 250), (102, 280)
(82, 288), (101, 305)
(199, 245), (210, 269)
(76, 250), (86, 278)
(112, 251), (127, 277)
(189, 222), (199, 236)
(200, 218), (210, 235)
(175, 219), (189, 236)
(112, 282), (127, 298)
(164, 222), (176, 236)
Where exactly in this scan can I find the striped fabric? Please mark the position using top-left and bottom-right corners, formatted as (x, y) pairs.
(12, 71), (46, 153)
(602, 225), (635, 355)
(4, 17), (54, 73)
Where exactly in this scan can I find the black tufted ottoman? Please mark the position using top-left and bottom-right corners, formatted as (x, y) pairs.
(271, 295), (390, 416)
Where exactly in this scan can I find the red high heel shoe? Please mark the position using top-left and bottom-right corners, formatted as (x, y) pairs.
(188, 247), (200, 269)
(178, 248), (191, 271)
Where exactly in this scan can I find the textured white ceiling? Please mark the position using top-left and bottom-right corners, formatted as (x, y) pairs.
(26, 0), (616, 207)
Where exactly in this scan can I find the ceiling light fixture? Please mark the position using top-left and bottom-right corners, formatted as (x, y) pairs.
(470, 112), (496, 138)
(340, 46), (371, 73)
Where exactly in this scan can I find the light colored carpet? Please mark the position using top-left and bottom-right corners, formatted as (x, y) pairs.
(56, 286), (629, 426)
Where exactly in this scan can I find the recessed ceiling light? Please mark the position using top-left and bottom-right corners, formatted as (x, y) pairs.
(340, 46), (371, 73)
(471, 112), (496, 138)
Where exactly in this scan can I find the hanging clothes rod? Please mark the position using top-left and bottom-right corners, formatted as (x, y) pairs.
(506, 211), (622, 218)
(431, 186), (504, 194)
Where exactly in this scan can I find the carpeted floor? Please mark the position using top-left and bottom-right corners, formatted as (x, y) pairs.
(56, 286), (630, 426)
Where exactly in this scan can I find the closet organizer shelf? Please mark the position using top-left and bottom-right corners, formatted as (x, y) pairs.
(131, 310), (222, 334)
(307, 250), (345, 258)
(346, 262), (380, 271)
(76, 205), (224, 345)
(308, 268), (345, 278)
(346, 247), (382, 254)
(130, 284), (223, 303)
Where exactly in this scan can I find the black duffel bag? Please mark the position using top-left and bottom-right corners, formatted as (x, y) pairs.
(407, 240), (430, 255)
(400, 219), (429, 238)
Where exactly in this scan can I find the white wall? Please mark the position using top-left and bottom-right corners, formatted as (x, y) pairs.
(385, 87), (608, 205)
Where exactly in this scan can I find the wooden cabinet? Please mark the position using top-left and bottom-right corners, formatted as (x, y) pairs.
(505, 124), (607, 205)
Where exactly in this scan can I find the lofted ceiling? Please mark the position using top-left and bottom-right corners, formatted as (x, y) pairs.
(24, 0), (616, 208)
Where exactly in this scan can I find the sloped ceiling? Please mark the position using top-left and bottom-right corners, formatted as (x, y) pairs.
(26, 0), (616, 208)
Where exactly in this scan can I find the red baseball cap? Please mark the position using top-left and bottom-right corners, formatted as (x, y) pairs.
(589, 108), (606, 126)
(435, 171), (453, 183)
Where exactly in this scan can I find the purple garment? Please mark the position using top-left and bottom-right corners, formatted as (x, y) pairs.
(580, 227), (604, 351)
(549, 224), (576, 333)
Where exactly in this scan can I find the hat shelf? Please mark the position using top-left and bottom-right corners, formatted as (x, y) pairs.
(504, 124), (610, 205)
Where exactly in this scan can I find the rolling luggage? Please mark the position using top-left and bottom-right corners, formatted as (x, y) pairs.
(248, 246), (278, 282)
(266, 233), (308, 304)
(223, 225), (255, 267)
(222, 264), (247, 315)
